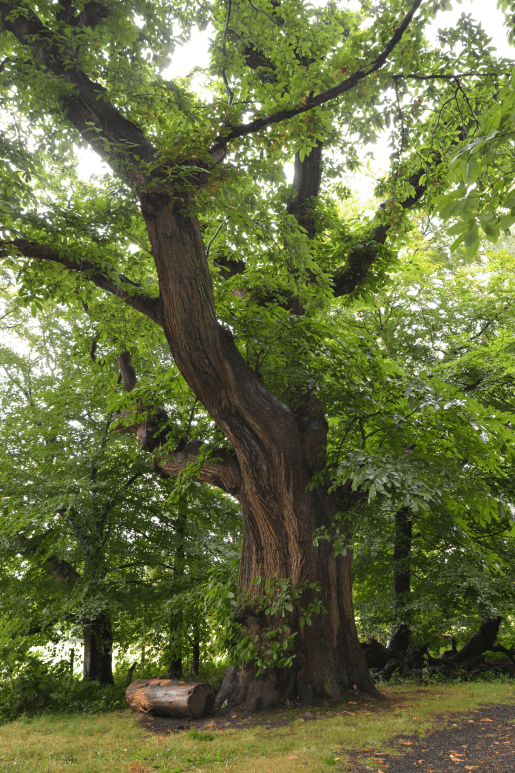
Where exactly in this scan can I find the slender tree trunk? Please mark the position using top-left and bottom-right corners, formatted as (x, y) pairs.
(167, 656), (183, 679)
(83, 613), (114, 685)
(388, 507), (412, 653)
(191, 623), (200, 677)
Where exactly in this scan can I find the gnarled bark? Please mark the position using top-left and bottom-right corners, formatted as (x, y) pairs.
(365, 617), (511, 681)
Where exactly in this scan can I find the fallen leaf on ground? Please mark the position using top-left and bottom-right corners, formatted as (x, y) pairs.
(480, 718), (493, 722)
(287, 755), (299, 759)
(400, 741), (412, 745)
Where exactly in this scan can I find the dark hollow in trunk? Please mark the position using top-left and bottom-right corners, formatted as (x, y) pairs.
(126, 679), (216, 718)
(83, 614), (114, 685)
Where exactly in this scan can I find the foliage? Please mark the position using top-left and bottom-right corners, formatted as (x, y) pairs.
(204, 572), (326, 675)
(333, 233), (515, 644)
(0, 652), (125, 725)
(0, 300), (241, 686)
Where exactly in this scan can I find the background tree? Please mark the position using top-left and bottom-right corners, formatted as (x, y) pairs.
(0, 302), (241, 685)
(338, 228), (515, 652)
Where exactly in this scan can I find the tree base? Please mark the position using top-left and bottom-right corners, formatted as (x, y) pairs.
(216, 661), (379, 713)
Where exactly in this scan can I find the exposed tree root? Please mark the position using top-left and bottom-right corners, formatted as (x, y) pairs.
(361, 617), (515, 681)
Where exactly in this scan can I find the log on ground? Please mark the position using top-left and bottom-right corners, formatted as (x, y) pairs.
(126, 679), (216, 718)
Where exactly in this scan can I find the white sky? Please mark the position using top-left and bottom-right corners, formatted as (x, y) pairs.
(76, 0), (514, 180)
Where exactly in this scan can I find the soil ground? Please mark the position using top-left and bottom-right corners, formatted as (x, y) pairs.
(343, 702), (515, 773)
(138, 694), (515, 772)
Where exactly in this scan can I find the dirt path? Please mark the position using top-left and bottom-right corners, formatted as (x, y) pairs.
(342, 702), (515, 773)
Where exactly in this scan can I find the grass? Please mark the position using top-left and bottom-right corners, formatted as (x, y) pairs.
(0, 681), (513, 773)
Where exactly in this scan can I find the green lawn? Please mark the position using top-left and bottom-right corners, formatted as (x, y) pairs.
(0, 681), (513, 773)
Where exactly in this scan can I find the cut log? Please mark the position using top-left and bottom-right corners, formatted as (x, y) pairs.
(126, 679), (216, 718)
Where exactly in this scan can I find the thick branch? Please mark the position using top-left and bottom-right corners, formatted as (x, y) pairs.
(332, 168), (427, 296)
(115, 352), (242, 496)
(14, 534), (80, 584)
(118, 351), (138, 392)
(0, 2), (156, 187)
(151, 440), (242, 498)
(211, 0), (423, 151)
(1, 240), (163, 326)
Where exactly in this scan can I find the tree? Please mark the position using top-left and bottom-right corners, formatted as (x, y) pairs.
(0, 0), (509, 709)
(0, 304), (241, 685)
(341, 230), (515, 650)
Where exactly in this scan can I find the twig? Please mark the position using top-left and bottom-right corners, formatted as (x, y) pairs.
(187, 398), (198, 436)
(453, 76), (480, 131)
(205, 220), (225, 258)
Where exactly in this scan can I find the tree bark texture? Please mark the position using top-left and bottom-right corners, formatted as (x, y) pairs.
(136, 176), (377, 710)
(126, 679), (216, 718)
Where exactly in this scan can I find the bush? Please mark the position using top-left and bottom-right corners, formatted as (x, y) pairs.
(0, 655), (125, 724)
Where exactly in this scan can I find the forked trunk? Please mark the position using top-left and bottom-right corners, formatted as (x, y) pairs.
(83, 614), (114, 685)
(139, 198), (377, 709)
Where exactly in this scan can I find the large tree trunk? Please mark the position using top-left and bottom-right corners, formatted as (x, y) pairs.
(83, 613), (114, 685)
(132, 184), (377, 709)
(217, 498), (375, 710)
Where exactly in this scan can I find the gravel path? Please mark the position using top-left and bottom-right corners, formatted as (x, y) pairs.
(341, 702), (515, 773)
